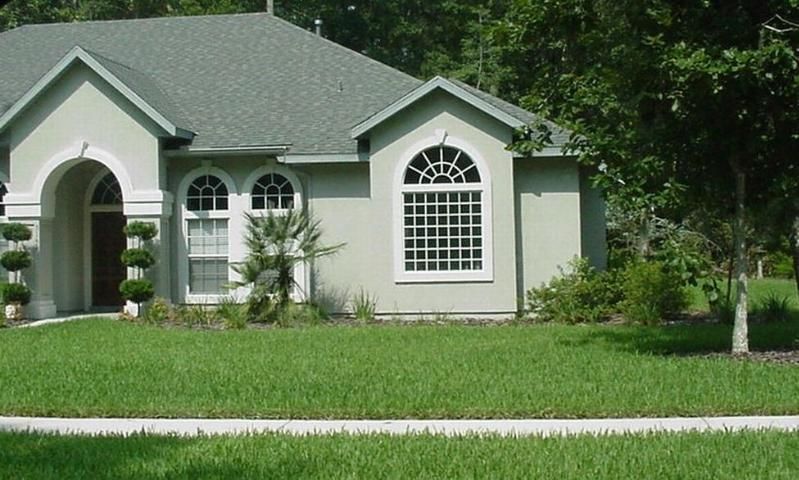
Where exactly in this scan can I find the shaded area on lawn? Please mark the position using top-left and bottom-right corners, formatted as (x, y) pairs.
(564, 320), (799, 355)
(1, 431), (799, 479)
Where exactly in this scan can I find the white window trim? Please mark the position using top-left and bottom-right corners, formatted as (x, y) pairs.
(393, 134), (494, 283)
(177, 166), (239, 304)
(241, 165), (308, 302)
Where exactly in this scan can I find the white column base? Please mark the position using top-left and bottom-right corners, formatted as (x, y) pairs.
(26, 300), (57, 320)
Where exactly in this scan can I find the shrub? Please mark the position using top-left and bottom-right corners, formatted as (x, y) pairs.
(771, 251), (794, 279)
(180, 304), (219, 327)
(218, 296), (248, 330)
(143, 297), (171, 325)
(2, 223), (32, 243)
(711, 297), (736, 325)
(0, 250), (32, 271)
(119, 279), (155, 304)
(351, 288), (377, 323)
(123, 221), (158, 241)
(526, 257), (622, 324)
(753, 293), (792, 323)
(280, 302), (328, 327)
(2, 282), (31, 305)
(120, 248), (155, 269)
(619, 261), (688, 325)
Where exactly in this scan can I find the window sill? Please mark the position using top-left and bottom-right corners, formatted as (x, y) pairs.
(394, 271), (494, 284)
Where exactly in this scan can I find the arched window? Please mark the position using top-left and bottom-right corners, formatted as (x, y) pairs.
(251, 173), (295, 210)
(184, 174), (231, 295)
(187, 175), (229, 211)
(91, 173), (123, 205)
(399, 145), (488, 279)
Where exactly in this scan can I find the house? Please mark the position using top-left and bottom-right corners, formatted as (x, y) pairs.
(0, 12), (606, 319)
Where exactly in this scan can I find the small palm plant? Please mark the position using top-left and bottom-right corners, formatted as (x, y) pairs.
(232, 209), (342, 324)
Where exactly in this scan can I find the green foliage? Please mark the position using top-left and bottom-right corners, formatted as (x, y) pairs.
(753, 293), (792, 324)
(279, 302), (328, 327)
(0, 250), (32, 272)
(143, 297), (171, 325)
(123, 222), (158, 241)
(174, 304), (219, 328)
(218, 297), (248, 330)
(232, 210), (343, 323)
(620, 261), (688, 325)
(1, 223), (32, 243)
(119, 279), (155, 304)
(526, 258), (622, 324)
(120, 248), (155, 269)
(351, 288), (376, 324)
(771, 251), (795, 279)
(2, 282), (31, 305)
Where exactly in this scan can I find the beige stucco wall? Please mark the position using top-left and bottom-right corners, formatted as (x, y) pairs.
(513, 157), (582, 296)
(7, 63), (163, 206)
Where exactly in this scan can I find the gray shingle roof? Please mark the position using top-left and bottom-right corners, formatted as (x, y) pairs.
(448, 79), (570, 146)
(0, 13), (554, 154)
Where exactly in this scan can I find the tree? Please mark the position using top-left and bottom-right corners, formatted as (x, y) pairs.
(232, 210), (342, 324)
(492, 1), (799, 353)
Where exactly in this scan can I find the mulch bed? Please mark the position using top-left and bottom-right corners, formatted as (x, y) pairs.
(698, 350), (799, 366)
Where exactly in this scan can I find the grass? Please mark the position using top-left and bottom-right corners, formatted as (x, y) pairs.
(688, 277), (799, 312)
(1, 430), (799, 479)
(1, 319), (798, 418)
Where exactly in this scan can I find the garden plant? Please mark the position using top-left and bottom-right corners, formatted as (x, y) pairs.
(119, 221), (158, 316)
(0, 223), (33, 320)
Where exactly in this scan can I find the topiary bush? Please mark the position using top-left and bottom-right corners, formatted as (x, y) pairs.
(120, 248), (155, 270)
(2, 223), (33, 243)
(0, 250), (32, 271)
(119, 221), (158, 316)
(619, 261), (688, 325)
(119, 279), (155, 304)
(124, 221), (158, 241)
(2, 282), (31, 305)
(526, 257), (623, 323)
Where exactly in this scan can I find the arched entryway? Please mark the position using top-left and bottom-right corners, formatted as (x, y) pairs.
(50, 160), (127, 312)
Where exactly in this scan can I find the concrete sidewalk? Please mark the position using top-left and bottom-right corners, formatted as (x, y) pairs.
(2, 416), (798, 437)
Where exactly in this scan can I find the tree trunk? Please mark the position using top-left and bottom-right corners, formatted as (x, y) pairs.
(791, 216), (799, 296)
(731, 170), (749, 354)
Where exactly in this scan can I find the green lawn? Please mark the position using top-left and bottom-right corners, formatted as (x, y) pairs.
(1, 430), (798, 479)
(688, 277), (799, 311)
(1, 319), (797, 418)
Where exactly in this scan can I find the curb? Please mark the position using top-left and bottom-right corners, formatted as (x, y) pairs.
(2, 416), (799, 437)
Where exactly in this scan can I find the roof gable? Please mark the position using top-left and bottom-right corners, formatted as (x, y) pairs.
(0, 46), (193, 139)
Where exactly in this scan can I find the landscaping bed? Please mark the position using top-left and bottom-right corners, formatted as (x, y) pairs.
(0, 319), (797, 419)
(0, 430), (798, 479)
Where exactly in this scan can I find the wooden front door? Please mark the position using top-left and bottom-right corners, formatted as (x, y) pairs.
(92, 212), (127, 307)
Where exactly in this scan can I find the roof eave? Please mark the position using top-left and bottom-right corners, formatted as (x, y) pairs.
(0, 46), (194, 139)
(351, 76), (526, 139)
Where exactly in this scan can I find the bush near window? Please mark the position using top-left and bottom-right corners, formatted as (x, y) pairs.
(619, 261), (688, 325)
(526, 258), (622, 324)
(120, 249), (155, 270)
(120, 222), (158, 315)
(0, 223), (33, 315)
(526, 258), (689, 325)
(119, 279), (155, 304)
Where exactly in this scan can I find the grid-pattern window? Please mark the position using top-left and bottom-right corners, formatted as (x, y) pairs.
(187, 175), (229, 211)
(187, 219), (229, 294)
(403, 192), (483, 271)
(91, 173), (122, 205)
(401, 146), (485, 274)
(252, 173), (294, 210)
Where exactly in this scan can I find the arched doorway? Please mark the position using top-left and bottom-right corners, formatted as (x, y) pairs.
(49, 160), (127, 312)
